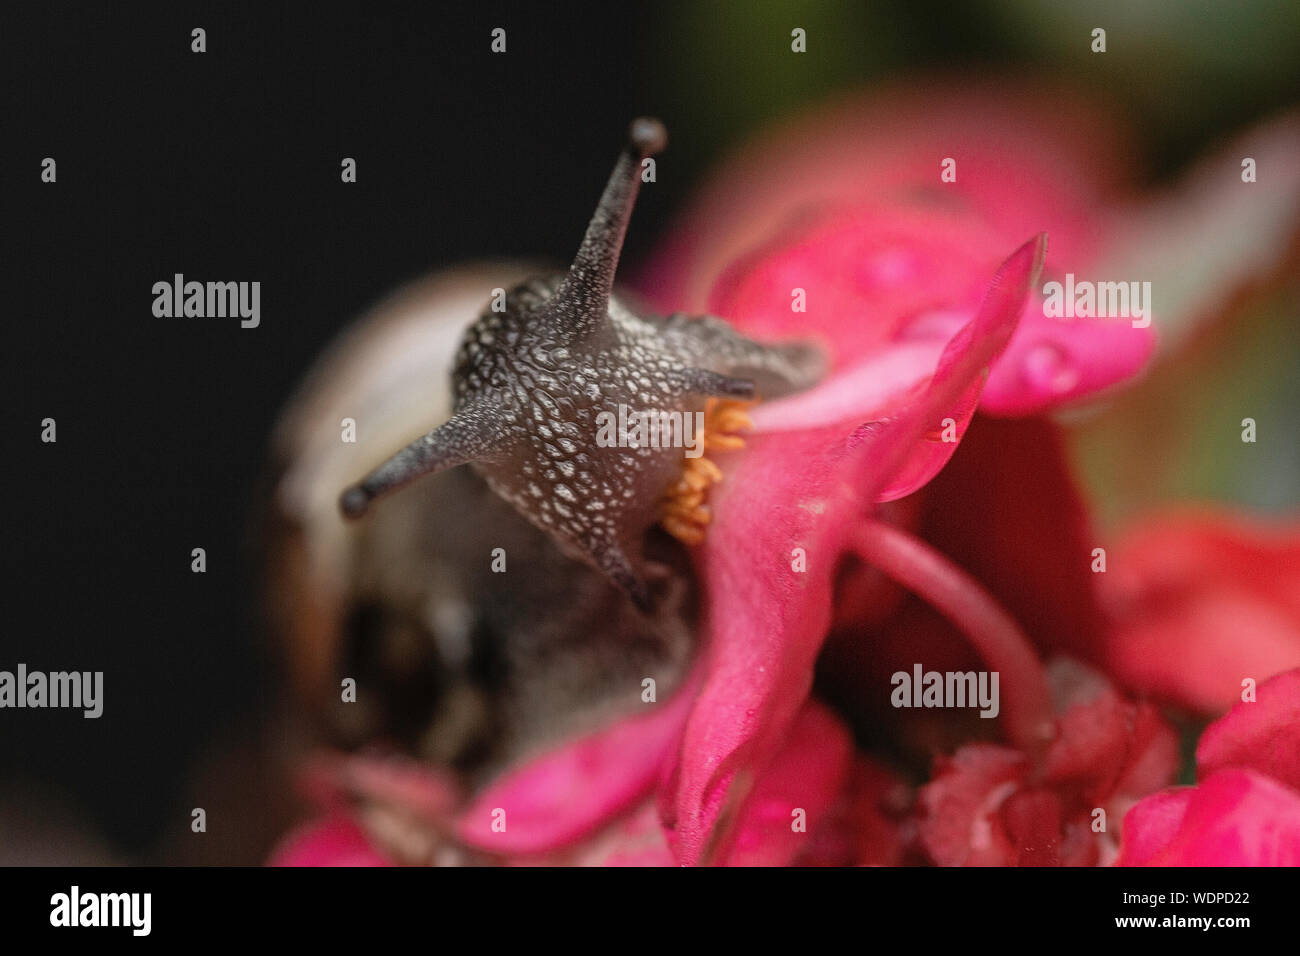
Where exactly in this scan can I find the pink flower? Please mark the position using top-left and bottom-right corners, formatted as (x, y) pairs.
(269, 84), (1299, 866)
(639, 84), (1164, 865)
(1118, 668), (1300, 866)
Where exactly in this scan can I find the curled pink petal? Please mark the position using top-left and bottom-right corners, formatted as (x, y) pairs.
(860, 233), (1048, 502)
(666, 236), (1044, 866)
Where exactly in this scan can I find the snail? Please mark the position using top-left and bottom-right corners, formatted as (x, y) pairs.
(263, 118), (824, 783)
(338, 118), (822, 608)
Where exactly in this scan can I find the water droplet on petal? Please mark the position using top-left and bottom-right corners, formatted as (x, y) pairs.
(1023, 342), (1080, 395)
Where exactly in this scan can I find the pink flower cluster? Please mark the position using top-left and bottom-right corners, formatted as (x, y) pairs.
(272, 82), (1300, 866)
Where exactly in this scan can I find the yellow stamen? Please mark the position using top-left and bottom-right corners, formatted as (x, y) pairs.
(657, 397), (754, 546)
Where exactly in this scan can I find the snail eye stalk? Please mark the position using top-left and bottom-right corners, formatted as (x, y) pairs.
(545, 117), (667, 342)
(339, 401), (505, 518)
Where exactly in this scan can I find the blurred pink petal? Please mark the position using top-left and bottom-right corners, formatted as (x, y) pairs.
(1197, 668), (1300, 792)
(1118, 769), (1300, 866)
(1100, 510), (1300, 713)
(1090, 110), (1300, 352)
(455, 679), (695, 855)
(637, 82), (1157, 417)
(979, 302), (1155, 416)
(640, 81), (1125, 312)
(268, 812), (393, 867)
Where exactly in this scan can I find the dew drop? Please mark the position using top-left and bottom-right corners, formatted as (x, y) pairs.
(1023, 342), (1080, 395)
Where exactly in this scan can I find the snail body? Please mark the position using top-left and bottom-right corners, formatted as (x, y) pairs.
(265, 118), (822, 776)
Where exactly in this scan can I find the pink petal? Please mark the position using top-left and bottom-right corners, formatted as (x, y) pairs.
(980, 301), (1155, 416)
(795, 758), (913, 866)
(665, 236), (1044, 866)
(1100, 510), (1300, 714)
(1114, 787), (1193, 866)
(1118, 769), (1300, 866)
(455, 679), (695, 856)
(704, 205), (1006, 374)
(639, 81), (1123, 314)
(864, 233), (1048, 501)
(636, 82), (1154, 416)
(658, 427), (855, 866)
(720, 699), (854, 867)
(1197, 668), (1300, 792)
(267, 812), (393, 867)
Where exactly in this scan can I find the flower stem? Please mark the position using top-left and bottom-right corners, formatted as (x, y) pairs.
(851, 519), (1054, 752)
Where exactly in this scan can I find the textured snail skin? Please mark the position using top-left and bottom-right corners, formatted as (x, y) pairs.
(341, 118), (824, 608)
(264, 265), (698, 778)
